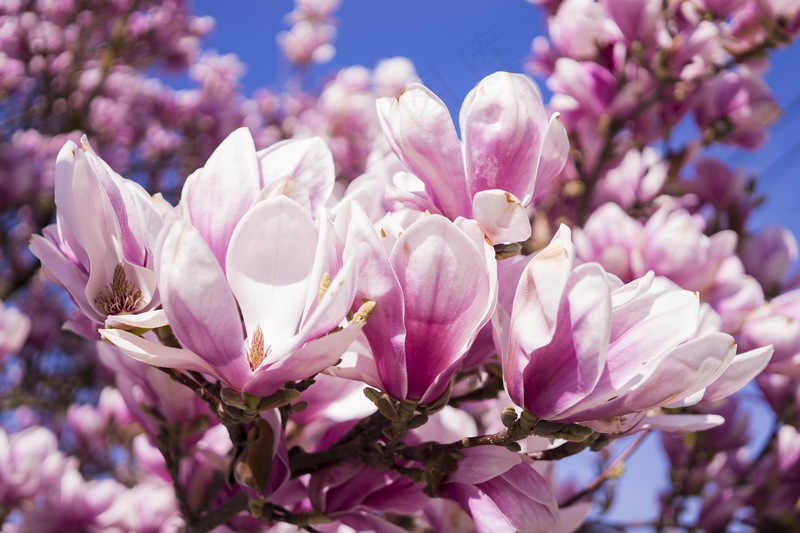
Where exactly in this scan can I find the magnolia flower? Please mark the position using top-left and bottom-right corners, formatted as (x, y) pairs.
(376, 71), (568, 244)
(440, 447), (560, 533)
(740, 289), (800, 376)
(101, 195), (363, 399)
(0, 426), (75, 507)
(29, 137), (166, 327)
(309, 461), (427, 533)
(503, 226), (772, 433)
(330, 203), (496, 405)
(695, 68), (780, 149)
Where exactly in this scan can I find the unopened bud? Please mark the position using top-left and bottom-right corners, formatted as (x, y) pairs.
(494, 242), (522, 260)
(377, 395), (401, 422)
(257, 388), (301, 411)
(407, 414), (429, 429)
(504, 442), (522, 453)
(363, 387), (381, 404)
(500, 407), (518, 428)
(287, 400), (308, 414)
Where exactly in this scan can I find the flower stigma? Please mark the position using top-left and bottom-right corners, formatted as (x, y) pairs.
(246, 324), (272, 372)
(94, 264), (144, 315)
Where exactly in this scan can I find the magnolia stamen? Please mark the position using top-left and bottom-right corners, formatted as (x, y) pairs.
(246, 325), (272, 372)
(94, 264), (143, 316)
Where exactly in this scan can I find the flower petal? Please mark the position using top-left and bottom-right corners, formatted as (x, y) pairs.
(257, 137), (335, 214)
(243, 322), (365, 397)
(531, 113), (570, 203)
(376, 84), (471, 219)
(461, 72), (550, 204)
(390, 215), (493, 403)
(616, 332), (737, 413)
(157, 219), (249, 388)
(182, 127), (260, 269)
(520, 263), (611, 419)
(226, 196), (318, 346)
(99, 329), (217, 376)
(472, 189), (532, 244)
(505, 225), (576, 406)
(343, 202), (408, 399)
(703, 345), (773, 402)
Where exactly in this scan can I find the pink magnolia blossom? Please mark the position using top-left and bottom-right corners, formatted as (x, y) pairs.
(308, 460), (428, 533)
(277, 19), (336, 66)
(695, 68), (781, 148)
(503, 226), (771, 432)
(740, 288), (800, 376)
(29, 138), (166, 327)
(548, 0), (620, 59)
(332, 204), (496, 405)
(633, 203), (737, 293)
(593, 147), (667, 209)
(440, 447), (560, 533)
(601, 0), (665, 46)
(684, 158), (753, 214)
(99, 127), (357, 399)
(740, 225), (798, 294)
(376, 72), (568, 244)
(20, 467), (146, 533)
(0, 425), (74, 507)
(573, 202), (642, 282)
(101, 194), (363, 399)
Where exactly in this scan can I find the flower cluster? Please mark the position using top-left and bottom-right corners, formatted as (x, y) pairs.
(2, 1), (799, 532)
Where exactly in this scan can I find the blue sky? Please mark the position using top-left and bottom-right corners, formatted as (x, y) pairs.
(188, 1), (798, 524)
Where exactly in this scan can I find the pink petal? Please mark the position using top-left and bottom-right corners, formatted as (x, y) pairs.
(446, 447), (522, 485)
(505, 225), (576, 404)
(390, 215), (493, 403)
(29, 232), (96, 322)
(105, 309), (169, 330)
(520, 263), (611, 419)
(441, 484), (516, 533)
(226, 196), (318, 347)
(703, 345), (773, 402)
(99, 329), (217, 376)
(157, 219), (249, 388)
(296, 256), (359, 342)
(53, 144), (125, 314)
(343, 203), (409, 400)
(472, 189), (532, 244)
(182, 127), (260, 270)
(376, 85), (472, 219)
(636, 414), (726, 433)
(257, 137), (335, 214)
(243, 322), (365, 397)
(531, 114), (570, 203)
(461, 72), (549, 203)
(616, 332), (737, 413)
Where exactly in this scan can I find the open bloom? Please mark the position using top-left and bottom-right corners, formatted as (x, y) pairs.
(376, 71), (568, 244)
(503, 226), (772, 432)
(101, 195), (363, 399)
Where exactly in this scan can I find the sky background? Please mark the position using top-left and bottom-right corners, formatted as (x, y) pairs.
(189, 1), (798, 528)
